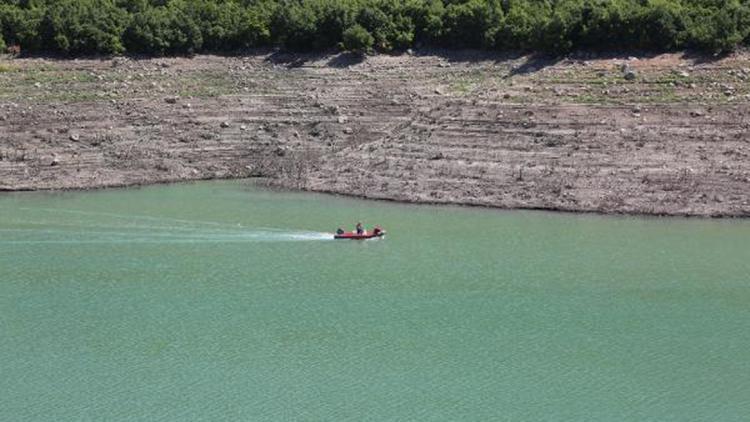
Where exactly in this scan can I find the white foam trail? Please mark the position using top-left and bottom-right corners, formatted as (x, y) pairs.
(6, 206), (247, 230)
(0, 206), (335, 244)
(0, 228), (333, 245)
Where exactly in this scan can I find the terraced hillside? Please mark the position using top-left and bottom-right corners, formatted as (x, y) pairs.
(1, 51), (749, 216)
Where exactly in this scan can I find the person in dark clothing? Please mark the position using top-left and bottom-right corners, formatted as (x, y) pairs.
(355, 222), (364, 235)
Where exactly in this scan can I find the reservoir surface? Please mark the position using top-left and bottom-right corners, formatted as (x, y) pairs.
(1, 180), (749, 420)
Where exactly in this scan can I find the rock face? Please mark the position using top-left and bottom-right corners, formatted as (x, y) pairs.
(0, 52), (749, 217)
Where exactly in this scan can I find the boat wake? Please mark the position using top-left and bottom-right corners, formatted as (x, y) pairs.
(0, 227), (333, 245)
(0, 207), (333, 245)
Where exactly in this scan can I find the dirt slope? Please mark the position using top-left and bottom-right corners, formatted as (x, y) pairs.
(1, 51), (748, 216)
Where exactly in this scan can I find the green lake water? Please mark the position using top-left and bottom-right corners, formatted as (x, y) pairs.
(1, 180), (749, 421)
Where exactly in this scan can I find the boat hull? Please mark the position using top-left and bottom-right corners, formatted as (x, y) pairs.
(334, 231), (386, 240)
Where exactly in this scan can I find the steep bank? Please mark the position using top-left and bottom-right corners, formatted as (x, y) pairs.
(1, 51), (749, 216)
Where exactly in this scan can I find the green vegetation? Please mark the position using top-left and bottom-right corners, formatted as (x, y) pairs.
(1, 0), (750, 56)
(342, 24), (374, 53)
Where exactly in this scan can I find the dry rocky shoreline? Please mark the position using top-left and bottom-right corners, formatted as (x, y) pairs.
(1, 50), (749, 216)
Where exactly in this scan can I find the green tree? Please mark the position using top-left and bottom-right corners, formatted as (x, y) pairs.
(686, 0), (747, 53)
(636, 0), (687, 50)
(442, 0), (502, 48)
(42, 0), (128, 54)
(273, 0), (356, 50)
(0, 4), (44, 50)
(498, 0), (551, 50)
(124, 1), (203, 55)
(342, 23), (374, 53)
(355, 2), (415, 51)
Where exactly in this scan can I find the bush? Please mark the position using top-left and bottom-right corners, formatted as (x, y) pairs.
(408, 0), (445, 43)
(181, 0), (272, 50)
(577, 0), (639, 50)
(636, 0), (688, 50)
(342, 24), (374, 53)
(355, 2), (416, 51)
(124, 1), (203, 55)
(273, 0), (356, 51)
(41, 0), (128, 54)
(685, 1), (748, 53)
(0, 5), (44, 51)
(498, 1), (552, 50)
(442, 0), (502, 48)
(1, 0), (750, 56)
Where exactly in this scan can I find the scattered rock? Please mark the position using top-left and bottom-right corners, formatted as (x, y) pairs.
(343, 127), (353, 134)
(429, 152), (445, 160)
(337, 115), (348, 124)
(69, 133), (80, 142)
(50, 155), (60, 166)
(434, 88), (444, 95)
(220, 121), (230, 128)
(240, 125), (247, 131)
(623, 69), (637, 81)
(165, 96), (178, 104)
(690, 110), (705, 117)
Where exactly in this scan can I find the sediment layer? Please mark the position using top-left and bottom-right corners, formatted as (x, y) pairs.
(1, 51), (748, 216)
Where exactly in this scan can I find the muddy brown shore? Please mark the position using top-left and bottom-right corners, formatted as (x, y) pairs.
(1, 51), (749, 216)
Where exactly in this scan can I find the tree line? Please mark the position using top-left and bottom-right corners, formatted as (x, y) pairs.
(1, 0), (749, 56)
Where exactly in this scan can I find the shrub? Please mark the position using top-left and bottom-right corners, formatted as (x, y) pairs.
(1, 0), (750, 56)
(342, 23), (374, 53)
(0, 4), (44, 51)
(408, 0), (445, 43)
(124, 1), (203, 55)
(685, 1), (748, 53)
(42, 0), (128, 54)
(273, 0), (356, 51)
(498, 1), (552, 50)
(636, 0), (688, 50)
(356, 2), (415, 51)
(442, 0), (502, 48)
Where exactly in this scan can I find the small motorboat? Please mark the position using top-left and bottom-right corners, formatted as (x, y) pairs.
(334, 229), (386, 240)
